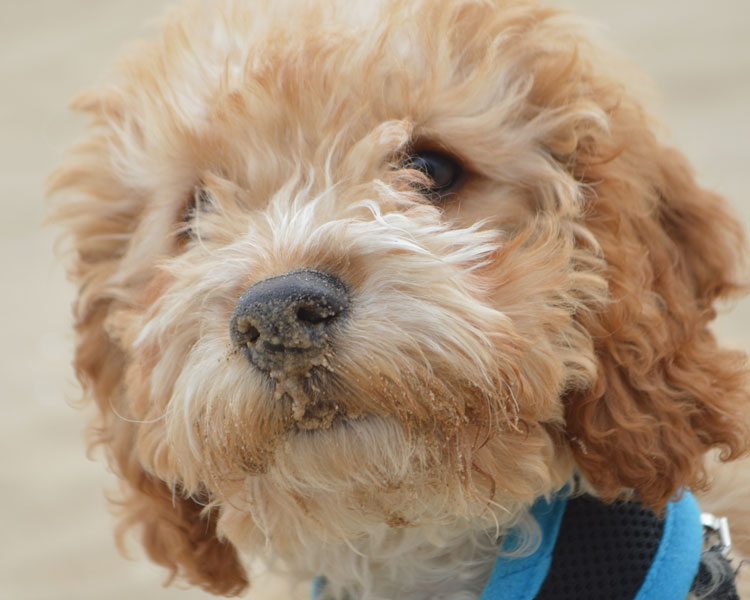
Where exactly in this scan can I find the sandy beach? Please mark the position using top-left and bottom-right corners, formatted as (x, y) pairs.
(1, 1), (747, 598)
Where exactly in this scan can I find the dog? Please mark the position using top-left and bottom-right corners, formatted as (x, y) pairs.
(51, 0), (750, 598)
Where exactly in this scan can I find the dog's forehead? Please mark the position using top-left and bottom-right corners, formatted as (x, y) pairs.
(140, 0), (520, 140)
(110, 0), (581, 203)
(205, 0), (425, 72)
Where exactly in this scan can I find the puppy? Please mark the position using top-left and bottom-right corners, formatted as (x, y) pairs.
(51, 0), (750, 598)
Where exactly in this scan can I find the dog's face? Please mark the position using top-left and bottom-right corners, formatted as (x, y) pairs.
(52, 0), (749, 594)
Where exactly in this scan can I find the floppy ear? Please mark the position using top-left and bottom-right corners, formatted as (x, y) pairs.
(50, 93), (249, 596)
(113, 458), (249, 597)
(566, 103), (750, 509)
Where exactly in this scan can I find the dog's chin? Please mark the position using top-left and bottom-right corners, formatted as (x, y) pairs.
(277, 413), (412, 480)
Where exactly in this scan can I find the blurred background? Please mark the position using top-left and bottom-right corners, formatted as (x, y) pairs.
(1, 1), (747, 598)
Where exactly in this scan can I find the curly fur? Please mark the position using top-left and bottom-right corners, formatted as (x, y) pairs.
(50, 0), (749, 598)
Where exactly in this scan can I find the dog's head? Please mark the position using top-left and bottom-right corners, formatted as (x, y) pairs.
(51, 0), (749, 595)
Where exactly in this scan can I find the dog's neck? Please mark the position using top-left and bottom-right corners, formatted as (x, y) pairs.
(286, 520), (504, 600)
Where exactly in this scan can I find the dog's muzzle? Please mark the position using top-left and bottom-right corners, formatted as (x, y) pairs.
(230, 270), (349, 375)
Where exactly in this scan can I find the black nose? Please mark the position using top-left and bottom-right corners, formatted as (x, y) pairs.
(230, 270), (349, 374)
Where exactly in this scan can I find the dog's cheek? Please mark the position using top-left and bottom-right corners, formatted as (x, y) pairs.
(479, 220), (605, 404)
(457, 222), (604, 505)
(74, 297), (251, 596)
(469, 421), (573, 505)
(110, 333), (180, 485)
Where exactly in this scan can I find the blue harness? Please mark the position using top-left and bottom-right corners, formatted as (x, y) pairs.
(481, 492), (702, 600)
(313, 492), (703, 600)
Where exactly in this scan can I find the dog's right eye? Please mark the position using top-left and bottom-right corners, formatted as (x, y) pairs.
(179, 186), (212, 240)
(401, 150), (464, 201)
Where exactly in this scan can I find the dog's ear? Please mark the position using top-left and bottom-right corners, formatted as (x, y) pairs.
(113, 459), (249, 597)
(50, 95), (249, 597)
(64, 223), (248, 599)
(566, 104), (750, 509)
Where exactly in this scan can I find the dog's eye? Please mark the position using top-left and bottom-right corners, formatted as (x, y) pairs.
(403, 151), (463, 200)
(179, 186), (212, 239)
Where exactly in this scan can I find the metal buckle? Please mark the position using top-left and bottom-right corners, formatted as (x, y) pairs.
(701, 512), (733, 558)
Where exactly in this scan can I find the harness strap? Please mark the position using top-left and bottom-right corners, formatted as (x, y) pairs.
(480, 492), (703, 600)
(536, 495), (665, 599)
(314, 492), (714, 599)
